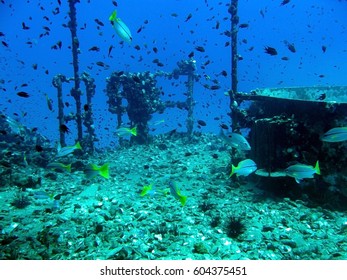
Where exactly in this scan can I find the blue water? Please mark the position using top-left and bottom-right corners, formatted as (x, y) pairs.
(0, 0), (346, 147)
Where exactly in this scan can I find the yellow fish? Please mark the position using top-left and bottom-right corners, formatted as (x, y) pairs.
(116, 126), (137, 137)
(109, 10), (132, 44)
(84, 163), (110, 179)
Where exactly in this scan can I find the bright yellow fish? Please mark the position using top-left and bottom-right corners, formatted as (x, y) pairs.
(109, 10), (132, 44)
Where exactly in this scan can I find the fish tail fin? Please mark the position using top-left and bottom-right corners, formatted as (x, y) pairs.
(75, 141), (82, 150)
(229, 164), (236, 177)
(109, 10), (117, 21)
(140, 185), (152, 196)
(99, 163), (110, 179)
(315, 160), (321, 175)
(180, 195), (187, 206)
(65, 163), (72, 173)
(131, 126), (137, 136)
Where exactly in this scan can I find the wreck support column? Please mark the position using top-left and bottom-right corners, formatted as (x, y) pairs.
(68, 0), (83, 141)
(229, 0), (239, 130)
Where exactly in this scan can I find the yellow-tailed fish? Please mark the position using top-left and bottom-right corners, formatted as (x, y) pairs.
(47, 162), (71, 172)
(116, 126), (137, 137)
(230, 159), (257, 177)
(140, 184), (156, 196)
(56, 141), (82, 158)
(33, 191), (54, 200)
(84, 163), (110, 179)
(109, 10), (132, 44)
(321, 127), (347, 142)
(169, 181), (187, 206)
(285, 161), (320, 183)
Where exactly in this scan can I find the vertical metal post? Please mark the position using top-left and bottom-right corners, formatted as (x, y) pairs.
(229, 0), (239, 130)
(68, 0), (82, 141)
(52, 74), (68, 146)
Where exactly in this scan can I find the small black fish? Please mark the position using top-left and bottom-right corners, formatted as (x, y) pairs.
(137, 26), (143, 33)
(322, 45), (327, 53)
(284, 41), (296, 53)
(112, 1), (118, 7)
(60, 124), (70, 134)
(153, 47), (158, 53)
(22, 22), (30, 30)
(188, 51), (194, 58)
(51, 41), (62, 50)
(239, 23), (249, 28)
(195, 46), (205, 52)
(264, 46), (278, 56)
(0, 32), (5, 37)
(94, 19), (104, 26)
(84, 104), (89, 111)
(316, 93), (326, 101)
(220, 70), (227, 77)
(281, 0), (290, 6)
(185, 13), (192, 22)
(197, 120), (207, 126)
(1, 41), (8, 47)
(17, 91), (30, 98)
(108, 45), (113, 57)
(96, 61), (105, 67)
(210, 85), (221, 90)
(89, 46), (100, 51)
(220, 123), (229, 130)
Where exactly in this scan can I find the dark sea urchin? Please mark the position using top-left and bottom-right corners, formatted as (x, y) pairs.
(11, 192), (30, 209)
(225, 216), (245, 239)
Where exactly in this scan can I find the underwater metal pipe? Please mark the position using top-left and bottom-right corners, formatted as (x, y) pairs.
(229, 0), (239, 130)
(81, 72), (97, 153)
(52, 74), (70, 146)
(173, 59), (196, 138)
(106, 72), (125, 129)
(68, 0), (83, 142)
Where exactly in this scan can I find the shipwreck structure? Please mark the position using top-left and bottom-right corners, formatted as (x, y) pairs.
(233, 86), (347, 201)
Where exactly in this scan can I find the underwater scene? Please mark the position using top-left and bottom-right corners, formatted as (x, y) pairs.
(1, 0), (347, 260)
